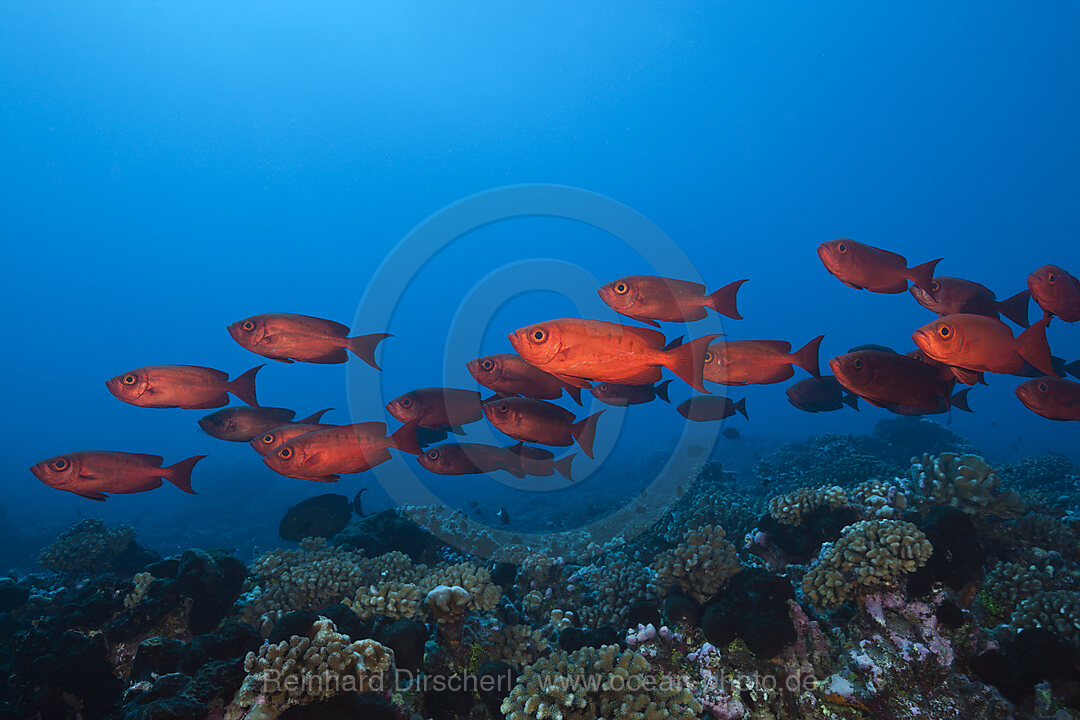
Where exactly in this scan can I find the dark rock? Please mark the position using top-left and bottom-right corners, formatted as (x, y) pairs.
(143, 557), (180, 579)
(0, 579), (29, 613)
(478, 661), (519, 719)
(132, 637), (186, 680)
(907, 507), (984, 596)
(279, 494), (353, 542)
(377, 618), (428, 673)
(625, 599), (661, 630)
(422, 675), (474, 720)
(702, 568), (796, 657)
(11, 628), (123, 719)
(755, 506), (859, 565)
(187, 658), (247, 704)
(335, 509), (444, 563)
(112, 542), (162, 578)
(663, 594), (701, 627)
(176, 549), (247, 635)
(269, 610), (319, 644)
(179, 621), (261, 675)
(278, 692), (397, 720)
(935, 599), (966, 629)
(128, 695), (206, 720)
(558, 625), (619, 652)
(972, 628), (1080, 706)
(490, 562), (518, 588)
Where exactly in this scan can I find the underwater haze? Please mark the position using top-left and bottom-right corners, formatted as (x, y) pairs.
(2, 4), (1080, 719)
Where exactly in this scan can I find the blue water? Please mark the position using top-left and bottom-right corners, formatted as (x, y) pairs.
(3, 3), (1079, 566)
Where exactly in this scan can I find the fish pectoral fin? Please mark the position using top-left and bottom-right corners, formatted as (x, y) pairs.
(307, 475), (340, 482)
(841, 281), (865, 290)
(550, 372), (594, 389)
(74, 489), (108, 501)
(303, 348), (350, 364)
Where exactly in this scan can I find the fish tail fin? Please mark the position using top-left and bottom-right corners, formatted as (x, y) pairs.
(164, 455), (206, 494)
(229, 365), (264, 407)
(1064, 358), (1080, 379)
(570, 410), (605, 459)
(704, 279), (749, 320)
(998, 289), (1031, 328)
(655, 379), (673, 403)
(1016, 317), (1059, 377)
(734, 397), (749, 420)
(299, 408), (333, 424)
(907, 258), (943, 292)
(390, 422), (421, 455)
(791, 335), (824, 377)
(843, 392), (860, 410)
(504, 452), (527, 479)
(555, 454), (576, 482)
(564, 384), (583, 406)
(950, 388), (972, 413)
(346, 333), (392, 369)
(664, 334), (722, 393)
(661, 335), (685, 351)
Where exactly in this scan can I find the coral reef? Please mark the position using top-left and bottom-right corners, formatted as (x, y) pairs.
(651, 524), (741, 603)
(908, 452), (1024, 519)
(37, 519), (136, 574)
(768, 485), (848, 525)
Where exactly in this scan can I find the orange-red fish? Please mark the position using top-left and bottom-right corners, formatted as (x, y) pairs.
(909, 277), (1030, 327)
(818, 239), (940, 294)
(466, 354), (582, 405)
(1016, 377), (1080, 421)
(591, 380), (672, 406)
(482, 397), (604, 459)
(509, 319), (719, 393)
(1028, 265), (1080, 322)
(386, 388), (483, 432)
(912, 314), (1057, 377)
(703, 336), (823, 386)
(418, 443), (526, 477)
(198, 407), (331, 442)
(786, 376), (858, 413)
(598, 275), (748, 326)
(905, 349), (985, 387)
(251, 418), (338, 456)
(830, 350), (970, 415)
(30, 451), (205, 501)
(106, 365), (262, 409)
(263, 422), (419, 482)
(228, 313), (391, 367)
(676, 396), (748, 422)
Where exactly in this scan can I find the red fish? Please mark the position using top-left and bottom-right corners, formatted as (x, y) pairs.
(30, 451), (205, 501)
(385, 388), (483, 432)
(909, 277), (1030, 327)
(263, 422), (419, 482)
(251, 418), (338, 456)
(106, 365), (262, 409)
(598, 275), (748, 326)
(1028, 265), (1080, 322)
(509, 319), (720, 393)
(591, 380), (672, 406)
(676, 396), (748, 422)
(228, 313), (391, 367)
(466, 354), (582, 405)
(905, 349), (985, 386)
(786, 376), (859, 413)
(1016, 377), (1080, 421)
(418, 443), (525, 477)
(703, 336), (823, 385)
(830, 350), (970, 415)
(817, 239), (940, 293)
(506, 443), (576, 481)
(482, 397), (604, 459)
(912, 314), (1057, 377)
(198, 407), (331, 442)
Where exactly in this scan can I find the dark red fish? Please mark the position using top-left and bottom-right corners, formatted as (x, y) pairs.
(106, 365), (262, 409)
(703, 336), (823, 385)
(817, 239), (940, 293)
(905, 349), (985, 386)
(676, 396), (748, 422)
(786, 376), (859, 413)
(598, 275), (748, 326)
(591, 380), (672, 406)
(250, 419), (338, 456)
(30, 451), (205, 501)
(418, 443), (525, 477)
(909, 277), (1030, 327)
(228, 313), (391, 367)
(830, 350), (970, 415)
(482, 397), (604, 459)
(1016, 377), (1080, 421)
(509, 318), (719, 393)
(385, 388), (483, 432)
(263, 422), (419, 482)
(466, 354), (582, 405)
(1028, 265), (1080, 322)
(912, 314), (1057, 377)
(506, 443), (575, 481)
(199, 407), (331, 442)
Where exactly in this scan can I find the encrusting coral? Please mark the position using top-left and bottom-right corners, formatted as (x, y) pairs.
(37, 518), (135, 574)
(768, 485), (848, 525)
(651, 524), (741, 603)
(802, 519), (932, 610)
(907, 452), (1024, 519)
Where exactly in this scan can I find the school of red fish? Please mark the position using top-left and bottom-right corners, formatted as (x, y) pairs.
(30, 240), (1080, 499)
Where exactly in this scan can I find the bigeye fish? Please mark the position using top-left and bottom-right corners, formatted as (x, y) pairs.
(262, 422), (419, 482)
(30, 451), (206, 501)
(106, 364), (262, 409)
(785, 376), (859, 413)
(909, 276), (1030, 328)
(228, 313), (391, 367)
(385, 388), (484, 433)
(817, 239), (940, 294)
(1028, 265), (1080, 322)
(1015, 377), (1080, 421)
(591, 380), (672, 406)
(198, 407), (331, 442)
(676, 396), (748, 422)
(466, 354), (582, 405)
(250, 417), (339, 456)
(482, 397), (604, 459)
(703, 336), (823, 386)
(418, 443), (526, 477)
(509, 318), (719, 394)
(598, 275), (748, 326)
(830, 350), (970, 415)
(912, 314), (1057, 377)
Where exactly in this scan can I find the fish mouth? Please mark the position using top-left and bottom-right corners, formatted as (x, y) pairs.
(911, 329), (935, 356)
(507, 332), (524, 355)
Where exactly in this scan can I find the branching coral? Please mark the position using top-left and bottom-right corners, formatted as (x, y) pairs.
(500, 644), (702, 720)
(651, 525), (741, 603)
(573, 557), (659, 630)
(1010, 590), (1080, 646)
(907, 453), (1024, 519)
(346, 557), (501, 621)
(37, 519), (135, 574)
(802, 519), (932, 610)
(768, 486), (848, 525)
(124, 571), (154, 609)
(984, 561), (1045, 616)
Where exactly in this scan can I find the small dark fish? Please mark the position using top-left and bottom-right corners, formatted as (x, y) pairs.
(263, 422), (420, 482)
(497, 507), (510, 525)
(1028, 265), (1080, 322)
(506, 443), (575, 481)
(910, 277), (1030, 327)
(200, 407), (331, 442)
(590, 380), (672, 406)
(228, 313), (391, 367)
(830, 350), (970, 416)
(418, 443), (524, 477)
(722, 427), (741, 440)
(703, 336), (823, 385)
(598, 274), (749, 326)
(353, 488), (369, 517)
(467, 354), (582, 405)
(386, 388), (483, 432)
(1016, 377), (1080, 421)
(107, 365), (262, 409)
(677, 396), (748, 422)
(483, 397), (604, 458)
(30, 451), (206, 501)
(818, 239), (940, 293)
(786, 375), (859, 413)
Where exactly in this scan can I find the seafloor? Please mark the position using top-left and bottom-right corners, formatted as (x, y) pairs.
(4, 417), (1079, 720)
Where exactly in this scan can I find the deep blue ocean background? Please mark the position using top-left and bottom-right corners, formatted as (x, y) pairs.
(2, 3), (1078, 568)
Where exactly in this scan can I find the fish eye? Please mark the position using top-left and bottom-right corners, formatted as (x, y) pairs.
(598, 383), (608, 391)
(930, 281), (940, 292)
(531, 329), (547, 343)
(498, 403), (509, 413)
(1048, 273), (1057, 284)
(1038, 382), (1048, 392)
(704, 352), (713, 363)
(939, 325), (952, 338)
(51, 458), (69, 471)
(614, 282), (629, 295)
(400, 397), (413, 408)
(427, 450), (439, 460)
(480, 359), (494, 371)
(852, 358), (863, 370)
(837, 242), (847, 254)
(242, 320), (255, 331)
(261, 434), (275, 444)
(122, 374), (137, 385)
(278, 447), (293, 460)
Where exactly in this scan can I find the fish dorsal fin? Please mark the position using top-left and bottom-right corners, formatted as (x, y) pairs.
(751, 340), (794, 353)
(874, 246), (909, 266)
(345, 421), (387, 436)
(620, 324), (669, 347)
